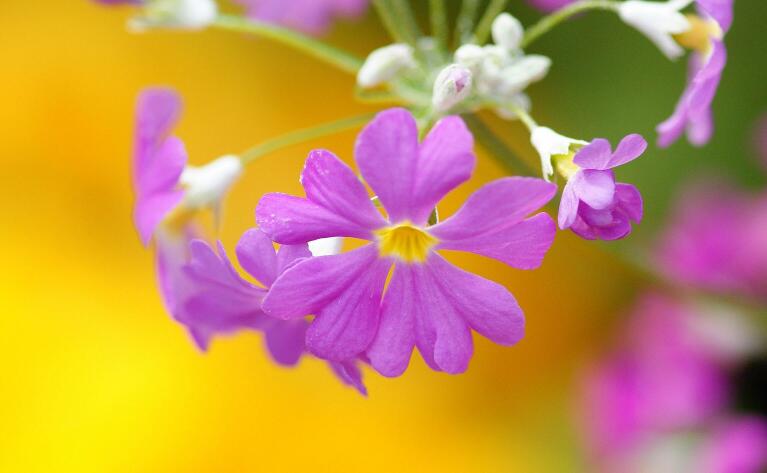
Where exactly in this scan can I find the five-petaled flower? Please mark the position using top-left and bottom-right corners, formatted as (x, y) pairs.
(557, 134), (647, 240)
(256, 108), (557, 376)
(181, 229), (367, 394)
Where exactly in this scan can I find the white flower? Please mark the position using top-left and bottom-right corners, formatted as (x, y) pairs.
(496, 55), (551, 96)
(618, 0), (694, 60)
(432, 64), (473, 112)
(308, 237), (344, 257)
(356, 44), (416, 88)
(180, 154), (242, 210)
(129, 0), (218, 31)
(491, 13), (524, 51)
(530, 126), (588, 179)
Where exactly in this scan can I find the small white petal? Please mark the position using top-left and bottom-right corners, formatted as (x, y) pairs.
(308, 237), (344, 257)
(618, 0), (693, 60)
(491, 13), (524, 50)
(357, 44), (415, 88)
(432, 64), (473, 112)
(530, 127), (588, 179)
(129, 0), (218, 31)
(181, 154), (242, 209)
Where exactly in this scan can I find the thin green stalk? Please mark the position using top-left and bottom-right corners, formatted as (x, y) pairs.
(212, 14), (363, 74)
(429, 0), (449, 50)
(473, 0), (508, 44)
(504, 101), (538, 132)
(392, 0), (421, 44)
(240, 113), (376, 165)
(521, 0), (619, 48)
(373, 0), (414, 45)
(463, 113), (535, 174)
(454, 0), (481, 46)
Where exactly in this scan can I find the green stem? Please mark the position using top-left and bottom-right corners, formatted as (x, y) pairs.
(212, 14), (363, 75)
(240, 113), (376, 165)
(463, 113), (535, 174)
(504, 101), (538, 132)
(454, 0), (481, 47)
(373, 0), (414, 45)
(521, 0), (619, 48)
(429, 0), (449, 50)
(473, 0), (509, 44)
(392, 0), (421, 44)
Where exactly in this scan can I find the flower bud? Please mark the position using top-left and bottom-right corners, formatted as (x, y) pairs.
(455, 44), (487, 71)
(129, 0), (218, 31)
(530, 126), (588, 179)
(180, 154), (242, 209)
(356, 44), (415, 88)
(491, 13), (524, 50)
(497, 54), (551, 96)
(431, 64), (473, 112)
(617, 0), (693, 60)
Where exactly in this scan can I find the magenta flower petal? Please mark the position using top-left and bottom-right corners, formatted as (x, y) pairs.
(571, 169), (616, 210)
(696, 0), (733, 33)
(329, 359), (368, 396)
(305, 250), (390, 361)
(608, 134), (648, 168)
(431, 177), (557, 240)
(438, 213), (556, 270)
(526, 0), (576, 13)
(262, 244), (381, 320)
(572, 138), (612, 170)
(235, 0), (367, 36)
(257, 193), (375, 243)
(615, 183), (643, 222)
(411, 115), (476, 224)
(698, 417), (767, 473)
(355, 108), (420, 223)
(428, 253), (524, 346)
(264, 318), (308, 366)
(133, 88), (188, 245)
(559, 180), (580, 229)
(301, 149), (385, 229)
(236, 228), (280, 286)
(366, 263), (417, 377)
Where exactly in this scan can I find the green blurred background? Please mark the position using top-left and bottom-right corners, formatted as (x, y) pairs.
(0, 1), (764, 471)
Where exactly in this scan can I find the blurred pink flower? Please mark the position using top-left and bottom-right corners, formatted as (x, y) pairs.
(526, 0), (576, 13)
(235, 0), (368, 35)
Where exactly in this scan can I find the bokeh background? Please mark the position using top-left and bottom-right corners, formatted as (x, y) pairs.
(1, 1), (765, 471)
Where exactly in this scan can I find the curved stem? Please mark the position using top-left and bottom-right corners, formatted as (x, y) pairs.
(240, 113), (377, 165)
(521, 0), (619, 49)
(212, 14), (363, 74)
(504, 101), (538, 132)
(473, 0), (509, 44)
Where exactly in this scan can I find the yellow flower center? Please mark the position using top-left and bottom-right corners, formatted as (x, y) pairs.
(374, 222), (438, 263)
(554, 151), (579, 180)
(674, 14), (722, 54)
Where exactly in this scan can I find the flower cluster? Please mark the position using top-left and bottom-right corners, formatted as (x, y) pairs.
(94, 0), (751, 405)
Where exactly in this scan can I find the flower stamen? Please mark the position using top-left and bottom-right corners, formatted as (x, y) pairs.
(374, 222), (438, 263)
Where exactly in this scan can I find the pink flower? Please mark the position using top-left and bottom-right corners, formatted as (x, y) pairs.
(235, 0), (368, 35)
(182, 229), (367, 394)
(257, 108), (557, 376)
(698, 417), (767, 473)
(526, 0), (576, 13)
(558, 134), (647, 240)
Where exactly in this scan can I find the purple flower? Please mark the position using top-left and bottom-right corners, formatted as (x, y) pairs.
(581, 294), (730, 469)
(526, 0), (576, 13)
(235, 0), (368, 35)
(257, 108), (557, 376)
(698, 417), (767, 473)
(558, 134), (647, 240)
(181, 229), (367, 394)
(657, 182), (767, 301)
(657, 0), (733, 147)
(133, 88), (187, 246)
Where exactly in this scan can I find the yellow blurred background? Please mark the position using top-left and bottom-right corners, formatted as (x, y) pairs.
(0, 2), (683, 472)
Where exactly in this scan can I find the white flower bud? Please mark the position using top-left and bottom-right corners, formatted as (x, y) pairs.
(432, 64), (473, 112)
(491, 13), (524, 50)
(129, 0), (218, 31)
(530, 127), (588, 179)
(180, 154), (242, 209)
(357, 44), (416, 88)
(618, 0), (693, 60)
(455, 44), (487, 71)
(308, 237), (344, 257)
